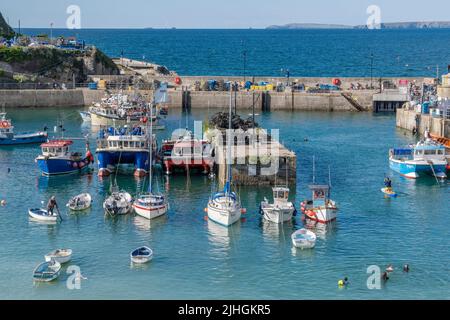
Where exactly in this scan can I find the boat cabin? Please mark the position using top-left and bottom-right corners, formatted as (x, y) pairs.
(41, 140), (74, 157)
(413, 141), (446, 161)
(0, 113), (13, 137)
(103, 136), (149, 150)
(272, 187), (290, 205)
(308, 185), (330, 207)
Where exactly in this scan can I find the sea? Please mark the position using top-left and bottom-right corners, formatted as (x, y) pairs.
(0, 29), (449, 299)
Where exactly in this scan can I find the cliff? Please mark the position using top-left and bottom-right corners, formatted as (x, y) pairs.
(0, 12), (15, 39)
(0, 46), (119, 83)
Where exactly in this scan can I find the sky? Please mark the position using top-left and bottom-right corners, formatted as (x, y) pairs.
(2, 0), (450, 29)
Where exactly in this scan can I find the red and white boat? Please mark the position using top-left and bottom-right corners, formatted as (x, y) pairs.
(161, 131), (213, 175)
(300, 185), (338, 224)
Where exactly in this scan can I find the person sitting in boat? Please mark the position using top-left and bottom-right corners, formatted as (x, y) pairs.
(384, 177), (392, 190)
(47, 196), (59, 216)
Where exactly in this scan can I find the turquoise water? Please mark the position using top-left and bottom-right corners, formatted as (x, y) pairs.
(0, 108), (449, 300)
(21, 28), (450, 77)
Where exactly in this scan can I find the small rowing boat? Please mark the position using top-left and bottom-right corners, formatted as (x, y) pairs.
(103, 191), (133, 216)
(28, 208), (58, 222)
(291, 229), (317, 249)
(67, 193), (92, 211)
(130, 246), (153, 264)
(44, 249), (72, 264)
(33, 260), (61, 282)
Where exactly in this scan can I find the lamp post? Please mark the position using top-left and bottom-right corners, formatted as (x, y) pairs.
(281, 69), (290, 86)
(370, 53), (374, 89)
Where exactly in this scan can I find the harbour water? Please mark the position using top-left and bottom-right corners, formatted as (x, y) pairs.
(0, 107), (448, 299)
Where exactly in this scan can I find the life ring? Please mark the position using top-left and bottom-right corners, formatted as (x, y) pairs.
(1, 121), (9, 128)
(305, 210), (317, 220)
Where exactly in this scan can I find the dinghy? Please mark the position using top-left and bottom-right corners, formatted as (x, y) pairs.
(32, 260), (61, 282)
(291, 229), (317, 249)
(44, 249), (72, 264)
(28, 208), (59, 222)
(130, 246), (153, 264)
(381, 188), (397, 198)
(103, 191), (133, 216)
(67, 193), (92, 211)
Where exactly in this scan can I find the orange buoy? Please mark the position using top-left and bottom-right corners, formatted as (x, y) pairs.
(241, 208), (247, 214)
(204, 216), (208, 221)
(175, 77), (182, 85)
(204, 208), (208, 213)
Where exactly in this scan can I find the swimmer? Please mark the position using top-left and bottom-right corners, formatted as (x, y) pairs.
(0, 200), (6, 206)
(403, 264), (410, 273)
(382, 272), (389, 282)
(386, 264), (394, 273)
(338, 277), (349, 288)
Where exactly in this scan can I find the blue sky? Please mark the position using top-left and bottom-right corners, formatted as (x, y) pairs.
(2, 0), (450, 28)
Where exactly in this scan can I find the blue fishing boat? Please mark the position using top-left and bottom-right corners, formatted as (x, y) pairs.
(0, 112), (47, 145)
(389, 139), (447, 179)
(96, 125), (157, 178)
(35, 140), (94, 176)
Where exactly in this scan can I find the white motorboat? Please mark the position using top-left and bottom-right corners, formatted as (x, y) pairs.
(28, 208), (59, 222)
(291, 229), (317, 249)
(130, 246), (153, 264)
(260, 187), (296, 224)
(44, 249), (73, 264)
(67, 193), (92, 211)
(33, 260), (61, 282)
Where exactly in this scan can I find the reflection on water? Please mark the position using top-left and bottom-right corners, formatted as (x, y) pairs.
(261, 219), (295, 242)
(133, 215), (168, 233)
(206, 220), (241, 251)
(304, 219), (338, 240)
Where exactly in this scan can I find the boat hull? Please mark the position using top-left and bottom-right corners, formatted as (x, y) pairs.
(28, 209), (58, 222)
(90, 113), (165, 129)
(207, 204), (241, 227)
(301, 206), (337, 224)
(0, 133), (47, 145)
(37, 157), (91, 176)
(262, 206), (295, 224)
(133, 203), (168, 220)
(45, 250), (73, 264)
(389, 158), (447, 179)
(97, 151), (149, 177)
(33, 262), (61, 282)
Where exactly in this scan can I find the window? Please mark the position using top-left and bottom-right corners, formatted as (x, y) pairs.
(424, 150), (434, 155)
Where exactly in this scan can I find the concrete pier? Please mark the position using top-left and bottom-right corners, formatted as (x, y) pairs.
(396, 107), (450, 139)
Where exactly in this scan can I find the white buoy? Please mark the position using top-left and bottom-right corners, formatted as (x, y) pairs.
(1, 200), (6, 206)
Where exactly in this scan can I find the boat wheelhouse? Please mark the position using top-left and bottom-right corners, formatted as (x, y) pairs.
(35, 140), (92, 175)
(389, 139), (447, 179)
(96, 126), (157, 177)
(0, 113), (47, 145)
(161, 131), (213, 175)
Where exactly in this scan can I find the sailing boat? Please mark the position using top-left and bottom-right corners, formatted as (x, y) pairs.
(206, 87), (244, 227)
(133, 98), (169, 220)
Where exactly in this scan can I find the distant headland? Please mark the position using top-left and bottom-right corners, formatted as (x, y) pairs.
(267, 21), (450, 30)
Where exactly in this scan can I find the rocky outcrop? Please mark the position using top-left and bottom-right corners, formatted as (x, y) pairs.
(0, 46), (119, 83)
(0, 12), (15, 39)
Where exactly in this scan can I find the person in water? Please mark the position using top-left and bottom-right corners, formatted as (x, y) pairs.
(403, 264), (410, 273)
(384, 177), (392, 190)
(47, 196), (59, 216)
(382, 272), (389, 282)
(338, 277), (349, 288)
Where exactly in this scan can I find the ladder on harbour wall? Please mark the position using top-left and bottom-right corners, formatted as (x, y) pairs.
(262, 91), (271, 112)
(182, 87), (191, 111)
(341, 92), (366, 112)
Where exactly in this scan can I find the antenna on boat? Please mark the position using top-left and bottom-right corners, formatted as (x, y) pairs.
(312, 155), (316, 185)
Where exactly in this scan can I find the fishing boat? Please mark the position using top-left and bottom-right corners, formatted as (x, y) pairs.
(96, 125), (157, 178)
(291, 229), (317, 249)
(0, 112), (47, 145)
(130, 246), (153, 264)
(66, 193), (92, 211)
(206, 88), (245, 227)
(35, 140), (94, 176)
(300, 161), (338, 224)
(389, 139), (447, 179)
(260, 187), (296, 224)
(79, 111), (91, 122)
(28, 208), (59, 222)
(133, 102), (169, 220)
(44, 249), (72, 264)
(103, 188), (133, 216)
(161, 130), (213, 175)
(33, 260), (61, 282)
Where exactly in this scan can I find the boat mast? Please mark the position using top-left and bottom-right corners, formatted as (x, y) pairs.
(226, 84), (233, 197)
(312, 156), (316, 185)
(148, 96), (154, 194)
